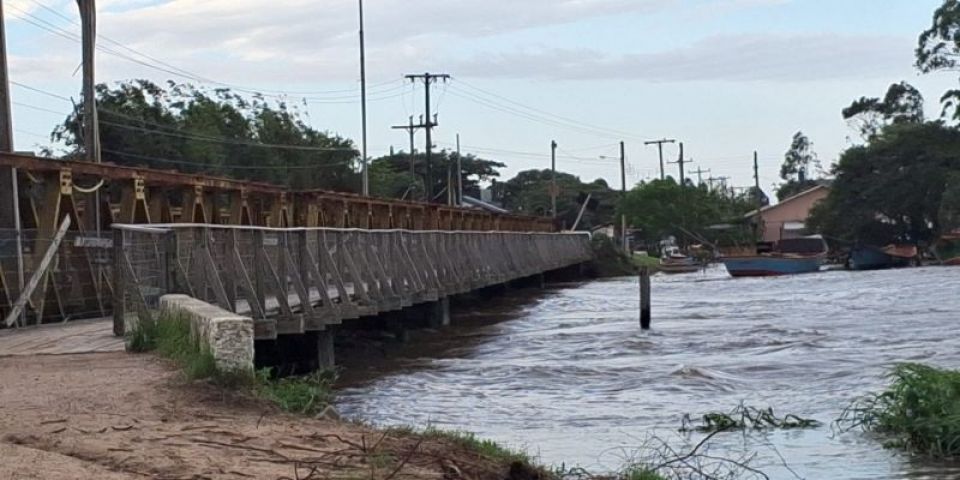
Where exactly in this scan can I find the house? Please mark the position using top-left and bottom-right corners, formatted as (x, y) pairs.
(747, 185), (830, 243)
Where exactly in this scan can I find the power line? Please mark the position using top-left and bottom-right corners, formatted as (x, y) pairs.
(98, 119), (358, 152)
(21, 0), (403, 99)
(447, 87), (631, 141)
(10, 81), (72, 102)
(102, 149), (355, 170)
(453, 79), (644, 141)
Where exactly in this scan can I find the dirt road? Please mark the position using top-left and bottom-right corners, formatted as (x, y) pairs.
(0, 352), (518, 479)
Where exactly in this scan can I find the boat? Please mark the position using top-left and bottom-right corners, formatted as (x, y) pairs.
(722, 236), (828, 277)
(659, 245), (701, 274)
(935, 232), (960, 266)
(848, 244), (917, 271)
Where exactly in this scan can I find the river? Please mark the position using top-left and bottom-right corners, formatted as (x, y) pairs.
(336, 266), (960, 479)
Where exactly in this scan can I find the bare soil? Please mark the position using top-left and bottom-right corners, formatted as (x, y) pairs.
(0, 352), (529, 480)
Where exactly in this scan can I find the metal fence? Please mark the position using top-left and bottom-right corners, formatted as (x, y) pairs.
(1, 228), (113, 327)
(113, 224), (593, 339)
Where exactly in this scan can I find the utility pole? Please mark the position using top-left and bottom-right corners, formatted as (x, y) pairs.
(358, 0), (369, 196)
(405, 73), (450, 202)
(456, 133), (463, 205)
(691, 167), (711, 186)
(392, 115), (422, 192)
(620, 141), (628, 254)
(753, 151), (761, 241)
(0, 2), (11, 155)
(78, 0), (99, 164)
(0, 0), (26, 327)
(644, 138), (675, 181)
(668, 142), (693, 186)
(550, 140), (557, 218)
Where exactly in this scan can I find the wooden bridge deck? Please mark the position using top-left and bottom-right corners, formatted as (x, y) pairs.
(0, 319), (122, 357)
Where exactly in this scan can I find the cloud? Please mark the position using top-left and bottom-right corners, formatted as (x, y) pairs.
(450, 33), (913, 82)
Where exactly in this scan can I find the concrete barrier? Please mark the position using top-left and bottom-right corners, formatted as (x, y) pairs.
(158, 294), (255, 373)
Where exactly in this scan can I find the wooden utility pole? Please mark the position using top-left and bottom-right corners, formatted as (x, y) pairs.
(620, 141), (628, 253)
(405, 73), (449, 202)
(0, 0), (26, 327)
(691, 167), (711, 186)
(753, 151), (762, 241)
(391, 116), (421, 189)
(669, 142), (692, 185)
(644, 138), (675, 181)
(550, 140), (557, 218)
(0, 2), (10, 155)
(456, 133), (462, 205)
(358, 0), (369, 196)
(77, 0), (100, 164)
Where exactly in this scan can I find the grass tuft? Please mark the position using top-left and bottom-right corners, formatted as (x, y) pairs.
(255, 368), (337, 416)
(127, 312), (233, 381)
(620, 466), (668, 480)
(838, 363), (960, 457)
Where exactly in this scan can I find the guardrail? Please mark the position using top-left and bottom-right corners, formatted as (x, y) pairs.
(113, 224), (593, 339)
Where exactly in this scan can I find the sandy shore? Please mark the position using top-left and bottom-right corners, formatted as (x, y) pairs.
(0, 352), (524, 479)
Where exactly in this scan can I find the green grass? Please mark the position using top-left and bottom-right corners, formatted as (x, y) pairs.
(255, 368), (336, 416)
(621, 467), (667, 480)
(631, 254), (660, 271)
(127, 312), (241, 383)
(384, 425), (533, 465)
(839, 363), (960, 457)
(127, 312), (335, 414)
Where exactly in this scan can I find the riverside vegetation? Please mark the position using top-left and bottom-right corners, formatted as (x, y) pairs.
(838, 363), (960, 457)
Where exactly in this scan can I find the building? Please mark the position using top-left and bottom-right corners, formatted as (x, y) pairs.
(747, 185), (830, 243)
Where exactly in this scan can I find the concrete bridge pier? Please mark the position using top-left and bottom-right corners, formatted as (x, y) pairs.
(317, 329), (335, 370)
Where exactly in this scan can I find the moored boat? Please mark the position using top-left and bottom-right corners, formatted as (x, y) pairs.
(935, 232), (960, 266)
(659, 245), (701, 274)
(848, 244), (916, 271)
(722, 236), (828, 277)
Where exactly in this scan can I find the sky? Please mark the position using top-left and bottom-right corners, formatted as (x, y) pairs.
(4, 0), (959, 197)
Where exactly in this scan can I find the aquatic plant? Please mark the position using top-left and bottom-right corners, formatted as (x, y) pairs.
(680, 403), (821, 433)
(837, 363), (960, 457)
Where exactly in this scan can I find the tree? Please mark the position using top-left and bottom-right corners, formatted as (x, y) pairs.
(367, 150), (505, 202)
(777, 131), (821, 201)
(619, 178), (755, 249)
(51, 80), (361, 192)
(843, 82), (925, 138)
(491, 169), (617, 228)
(808, 122), (960, 245)
(917, 1), (960, 120)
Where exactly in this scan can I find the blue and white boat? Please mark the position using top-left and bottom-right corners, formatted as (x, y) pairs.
(722, 236), (828, 278)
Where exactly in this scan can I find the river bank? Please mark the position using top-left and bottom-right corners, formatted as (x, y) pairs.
(0, 351), (548, 480)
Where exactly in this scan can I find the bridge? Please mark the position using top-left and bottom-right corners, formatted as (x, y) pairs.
(0, 154), (593, 368)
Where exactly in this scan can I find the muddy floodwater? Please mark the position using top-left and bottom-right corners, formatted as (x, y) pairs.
(337, 266), (960, 479)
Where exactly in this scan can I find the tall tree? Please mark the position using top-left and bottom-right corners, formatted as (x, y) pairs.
(619, 178), (755, 249)
(808, 122), (960, 245)
(51, 80), (361, 192)
(917, 0), (960, 120)
(843, 82), (925, 138)
(777, 131), (820, 201)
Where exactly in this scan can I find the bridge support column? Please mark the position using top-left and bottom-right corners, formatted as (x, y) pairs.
(318, 329), (335, 369)
(427, 297), (450, 328)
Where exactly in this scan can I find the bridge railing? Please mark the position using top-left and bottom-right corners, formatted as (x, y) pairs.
(112, 224), (593, 339)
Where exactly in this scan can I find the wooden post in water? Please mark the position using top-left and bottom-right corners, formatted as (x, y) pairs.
(639, 267), (651, 330)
